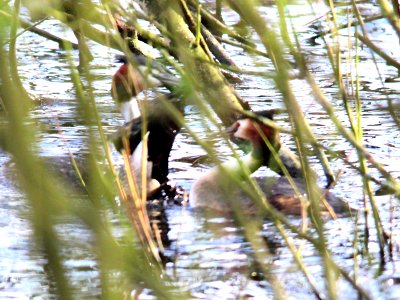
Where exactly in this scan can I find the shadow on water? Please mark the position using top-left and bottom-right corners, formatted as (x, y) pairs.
(1, 1), (400, 299)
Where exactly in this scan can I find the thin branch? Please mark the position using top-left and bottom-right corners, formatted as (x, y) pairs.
(355, 32), (400, 70)
(19, 18), (78, 49)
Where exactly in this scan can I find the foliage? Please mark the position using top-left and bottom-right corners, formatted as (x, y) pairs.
(0, 0), (399, 299)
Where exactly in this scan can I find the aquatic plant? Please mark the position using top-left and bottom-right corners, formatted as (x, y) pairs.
(0, 0), (399, 298)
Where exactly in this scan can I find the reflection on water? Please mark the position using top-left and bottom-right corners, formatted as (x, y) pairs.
(1, 1), (400, 299)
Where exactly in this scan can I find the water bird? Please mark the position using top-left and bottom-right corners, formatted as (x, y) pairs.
(190, 111), (351, 216)
(112, 55), (183, 194)
(113, 93), (182, 185)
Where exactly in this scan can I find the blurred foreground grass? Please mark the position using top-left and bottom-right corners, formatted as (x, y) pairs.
(0, 0), (400, 299)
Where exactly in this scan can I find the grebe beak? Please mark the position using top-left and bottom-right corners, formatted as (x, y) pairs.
(226, 121), (240, 136)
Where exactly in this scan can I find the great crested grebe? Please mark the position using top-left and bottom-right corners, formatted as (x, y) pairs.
(112, 55), (183, 192)
(190, 111), (351, 216)
(113, 93), (182, 185)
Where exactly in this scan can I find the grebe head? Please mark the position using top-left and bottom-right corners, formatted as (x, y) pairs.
(111, 54), (181, 123)
(227, 111), (280, 164)
(111, 56), (146, 103)
(111, 56), (146, 122)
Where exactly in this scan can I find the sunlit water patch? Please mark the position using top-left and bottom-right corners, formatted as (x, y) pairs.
(1, 1), (400, 299)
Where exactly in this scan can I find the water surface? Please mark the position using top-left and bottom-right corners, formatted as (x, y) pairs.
(1, 1), (400, 299)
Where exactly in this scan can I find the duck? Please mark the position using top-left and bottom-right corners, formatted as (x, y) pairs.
(190, 111), (352, 216)
(111, 55), (183, 194)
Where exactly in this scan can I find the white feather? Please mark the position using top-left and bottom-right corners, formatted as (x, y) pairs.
(131, 132), (160, 196)
(120, 98), (141, 122)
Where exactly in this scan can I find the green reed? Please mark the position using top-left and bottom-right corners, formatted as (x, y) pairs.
(1, 0), (399, 299)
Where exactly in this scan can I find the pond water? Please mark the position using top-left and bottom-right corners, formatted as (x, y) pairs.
(1, 1), (400, 299)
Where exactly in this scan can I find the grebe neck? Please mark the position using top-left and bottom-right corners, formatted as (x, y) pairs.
(120, 98), (141, 122)
(218, 149), (264, 180)
(253, 138), (277, 167)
